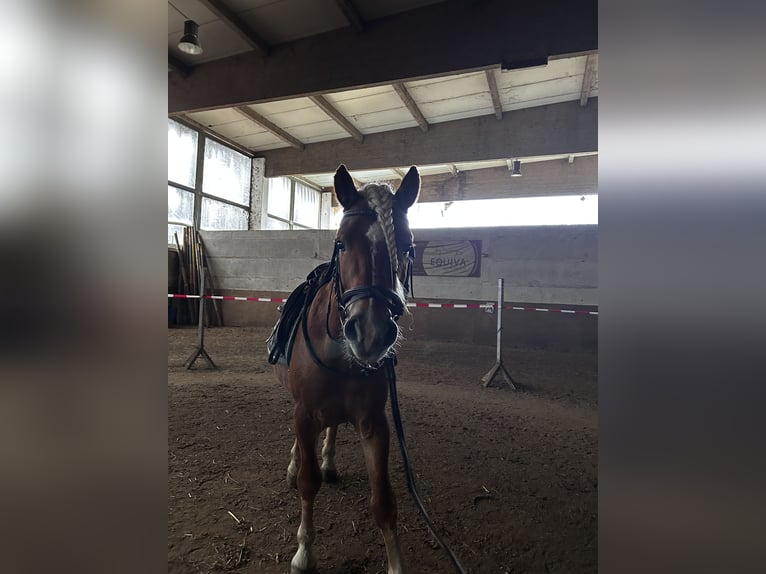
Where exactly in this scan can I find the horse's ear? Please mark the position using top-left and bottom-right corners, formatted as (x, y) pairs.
(334, 164), (358, 209)
(395, 166), (420, 210)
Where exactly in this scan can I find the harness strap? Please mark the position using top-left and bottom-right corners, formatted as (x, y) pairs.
(341, 285), (405, 319)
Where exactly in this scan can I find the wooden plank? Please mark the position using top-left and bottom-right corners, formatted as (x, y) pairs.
(580, 54), (596, 106)
(413, 156), (598, 202)
(197, 0), (270, 55)
(392, 83), (429, 132)
(336, 0), (364, 33)
(168, 52), (192, 78)
(235, 106), (305, 150)
(309, 95), (364, 143)
(169, 0), (597, 113)
(258, 98), (598, 177)
(484, 69), (503, 120)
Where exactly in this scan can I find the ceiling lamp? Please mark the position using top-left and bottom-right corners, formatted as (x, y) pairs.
(178, 20), (203, 55)
(510, 159), (522, 177)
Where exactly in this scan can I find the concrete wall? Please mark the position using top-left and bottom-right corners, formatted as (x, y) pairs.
(199, 225), (597, 351)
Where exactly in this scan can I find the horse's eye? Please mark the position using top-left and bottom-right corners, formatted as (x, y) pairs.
(336, 240), (346, 251)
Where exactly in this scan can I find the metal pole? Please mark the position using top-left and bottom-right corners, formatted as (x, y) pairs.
(496, 278), (503, 364)
(185, 267), (217, 370)
(481, 278), (517, 390)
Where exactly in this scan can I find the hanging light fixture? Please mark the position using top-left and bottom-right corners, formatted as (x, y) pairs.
(511, 159), (522, 177)
(178, 20), (203, 55)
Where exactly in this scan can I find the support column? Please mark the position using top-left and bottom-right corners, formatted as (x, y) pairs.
(249, 157), (267, 229)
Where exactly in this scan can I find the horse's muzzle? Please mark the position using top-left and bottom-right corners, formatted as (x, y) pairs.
(343, 303), (398, 365)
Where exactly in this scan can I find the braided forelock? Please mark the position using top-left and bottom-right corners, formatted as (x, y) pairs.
(359, 184), (399, 273)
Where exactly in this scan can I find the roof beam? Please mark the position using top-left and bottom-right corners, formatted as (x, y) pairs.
(309, 95), (364, 143)
(336, 0), (365, 33)
(412, 156), (598, 202)
(484, 70), (503, 120)
(234, 106), (305, 150)
(175, 115), (254, 157)
(168, 53), (192, 78)
(291, 175), (322, 190)
(580, 54), (596, 106)
(392, 83), (428, 132)
(259, 98), (598, 177)
(170, 0), (597, 113)
(197, 0), (270, 56)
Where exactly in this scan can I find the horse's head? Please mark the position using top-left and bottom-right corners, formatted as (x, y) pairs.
(332, 164), (420, 368)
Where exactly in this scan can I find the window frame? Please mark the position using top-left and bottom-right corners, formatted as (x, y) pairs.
(168, 118), (254, 245)
(266, 176), (321, 230)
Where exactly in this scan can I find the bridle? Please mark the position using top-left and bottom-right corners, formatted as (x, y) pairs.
(304, 206), (415, 373)
(331, 207), (414, 324)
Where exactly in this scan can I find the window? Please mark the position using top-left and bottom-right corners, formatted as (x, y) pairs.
(167, 118), (253, 244)
(406, 195), (599, 229)
(266, 176), (320, 230)
(168, 119), (198, 189)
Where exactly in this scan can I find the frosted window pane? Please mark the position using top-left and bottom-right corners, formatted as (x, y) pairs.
(201, 198), (249, 230)
(202, 139), (251, 206)
(168, 186), (194, 225)
(267, 177), (291, 220)
(168, 119), (198, 187)
(265, 217), (290, 230)
(168, 224), (188, 246)
(293, 182), (319, 228)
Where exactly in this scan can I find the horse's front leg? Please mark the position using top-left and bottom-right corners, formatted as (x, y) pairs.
(360, 413), (404, 574)
(291, 408), (322, 574)
(321, 425), (338, 483)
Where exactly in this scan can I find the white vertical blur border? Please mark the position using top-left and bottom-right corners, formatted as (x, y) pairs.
(600, 2), (766, 574)
(0, 2), (167, 574)
(0, 0), (166, 280)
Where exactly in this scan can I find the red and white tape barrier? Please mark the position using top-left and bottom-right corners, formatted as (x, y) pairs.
(168, 294), (597, 315)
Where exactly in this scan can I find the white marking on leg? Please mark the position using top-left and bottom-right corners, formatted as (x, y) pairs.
(321, 426), (337, 477)
(287, 439), (299, 486)
(290, 499), (316, 573)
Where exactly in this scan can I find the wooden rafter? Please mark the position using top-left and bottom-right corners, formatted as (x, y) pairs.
(392, 167), (406, 178)
(170, 0), (597, 114)
(168, 52), (192, 78)
(336, 0), (365, 33)
(235, 106), (305, 150)
(580, 54), (596, 106)
(309, 95), (364, 143)
(392, 83), (428, 132)
(260, 99), (598, 177)
(484, 70), (503, 120)
(176, 115), (254, 157)
(197, 0), (270, 56)
(291, 175), (322, 190)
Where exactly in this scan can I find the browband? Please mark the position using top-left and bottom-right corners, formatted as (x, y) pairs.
(342, 208), (377, 218)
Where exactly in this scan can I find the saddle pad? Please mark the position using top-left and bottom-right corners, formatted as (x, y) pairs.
(267, 262), (331, 366)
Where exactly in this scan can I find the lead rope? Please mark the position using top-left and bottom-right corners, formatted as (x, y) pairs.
(385, 358), (467, 574)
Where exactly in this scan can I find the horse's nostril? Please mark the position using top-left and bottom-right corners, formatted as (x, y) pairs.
(345, 318), (361, 342)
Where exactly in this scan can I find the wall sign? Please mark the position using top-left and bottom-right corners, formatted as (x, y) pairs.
(412, 240), (482, 277)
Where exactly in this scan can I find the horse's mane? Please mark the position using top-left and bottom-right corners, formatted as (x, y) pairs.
(358, 183), (399, 273)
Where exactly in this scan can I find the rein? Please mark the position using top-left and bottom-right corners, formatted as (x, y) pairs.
(385, 358), (467, 574)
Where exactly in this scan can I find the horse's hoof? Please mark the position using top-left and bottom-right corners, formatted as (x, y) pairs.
(321, 468), (338, 483)
(287, 472), (297, 489)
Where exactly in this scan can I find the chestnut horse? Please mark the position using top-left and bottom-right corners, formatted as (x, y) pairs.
(273, 164), (420, 574)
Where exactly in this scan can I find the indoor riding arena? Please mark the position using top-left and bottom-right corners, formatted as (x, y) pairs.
(168, 1), (597, 573)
